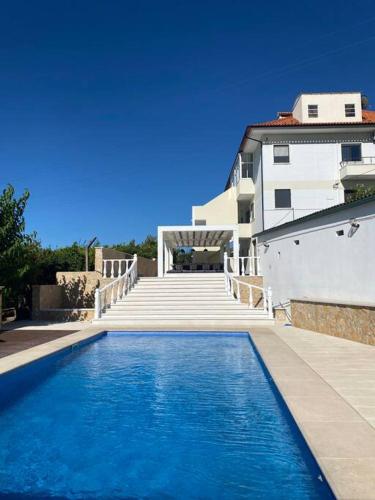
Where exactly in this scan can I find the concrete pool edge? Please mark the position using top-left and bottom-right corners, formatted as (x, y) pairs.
(250, 328), (375, 500)
(1, 326), (374, 499)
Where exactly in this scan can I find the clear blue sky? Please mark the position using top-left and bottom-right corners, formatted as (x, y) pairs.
(2, 0), (374, 247)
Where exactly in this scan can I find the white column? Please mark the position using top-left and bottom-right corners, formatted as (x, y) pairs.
(157, 227), (164, 277)
(232, 228), (240, 275)
(168, 247), (173, 271)
(164, 242), (169, 273)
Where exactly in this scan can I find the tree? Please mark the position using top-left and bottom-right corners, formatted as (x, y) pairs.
(112, 235), (157, 259)
(0, 185), (38, 312)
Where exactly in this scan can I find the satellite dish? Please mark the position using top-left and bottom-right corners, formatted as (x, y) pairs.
(361, 95), (369, 109)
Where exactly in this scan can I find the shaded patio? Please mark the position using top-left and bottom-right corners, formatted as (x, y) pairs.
(157, 225), (239, 277)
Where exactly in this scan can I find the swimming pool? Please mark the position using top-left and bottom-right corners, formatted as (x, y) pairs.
(0, 332), (333, 499)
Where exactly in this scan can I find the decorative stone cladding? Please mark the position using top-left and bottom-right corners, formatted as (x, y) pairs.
(233, 276), (264, 307)
(32, 251), (157, 322)
(291, 299), (375, 346)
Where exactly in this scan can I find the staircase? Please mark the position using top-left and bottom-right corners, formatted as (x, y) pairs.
(93, 274), (274, 329)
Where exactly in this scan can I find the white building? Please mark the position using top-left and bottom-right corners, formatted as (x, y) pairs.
(192, 92), (375, 261)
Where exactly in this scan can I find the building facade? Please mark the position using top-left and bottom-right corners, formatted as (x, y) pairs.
(192, 92), (375, 260)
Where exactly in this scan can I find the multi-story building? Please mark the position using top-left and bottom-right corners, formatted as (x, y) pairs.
(192, 92), (375, 259)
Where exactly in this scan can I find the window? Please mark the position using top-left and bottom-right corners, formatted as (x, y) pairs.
(345, 104), (355, 117)
(241, 152), (253, 178)
(238, 201), (251, 223)
(308, 104), (318, 118)
(341, 144), (361, 162)
(275, 189), (291, 208)
(273, 145), (290, 163)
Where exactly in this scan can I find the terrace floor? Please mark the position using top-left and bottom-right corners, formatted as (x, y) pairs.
(0, 320), (89, 358)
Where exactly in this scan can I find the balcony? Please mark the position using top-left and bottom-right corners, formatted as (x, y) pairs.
(340, 157), (375, 180)
(236, 178), (255, 200)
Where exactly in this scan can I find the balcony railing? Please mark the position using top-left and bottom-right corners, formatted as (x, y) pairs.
(340, 157), (375, 168)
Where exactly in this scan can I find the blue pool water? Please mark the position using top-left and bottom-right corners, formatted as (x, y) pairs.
(0, 332), (333, 499)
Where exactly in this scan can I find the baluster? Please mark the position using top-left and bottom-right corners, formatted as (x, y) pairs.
(267, 287), (273, 319)
(249, 286), (254, 308)
(103, 260), (106, 278)
(110, 260), (114, 278)
(237, 281), (241, 303)
(95, 289), (101, 319)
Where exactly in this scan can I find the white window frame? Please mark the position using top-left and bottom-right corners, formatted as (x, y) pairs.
(273, 145), (290, 164)
(308, 104), (318, 118)
(345, 103), (356, 118)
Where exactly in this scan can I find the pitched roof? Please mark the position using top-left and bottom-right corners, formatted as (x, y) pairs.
(250, 109), (375, 128)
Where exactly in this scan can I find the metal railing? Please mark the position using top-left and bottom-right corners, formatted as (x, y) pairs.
(102, 259), (134, 278)
(223, 252), (273, 319)
(95, 255), (137, 319)
(225, 255), (262, 276)
(340, 157), (375, 168)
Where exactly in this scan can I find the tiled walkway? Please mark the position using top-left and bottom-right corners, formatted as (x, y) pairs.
(273, 325), (375, 429)
(251, 325), (375, 499)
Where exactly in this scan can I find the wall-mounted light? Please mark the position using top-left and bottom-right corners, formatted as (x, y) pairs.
(263, 242), (270, 248)
(350, 219), (360, 229)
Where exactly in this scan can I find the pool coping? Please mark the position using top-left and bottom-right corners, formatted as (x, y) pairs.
(1, 326), (374, 499)
(251, 328), (375, 500)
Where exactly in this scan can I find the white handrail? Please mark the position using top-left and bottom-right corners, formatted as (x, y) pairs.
(95, 254), (138, 319)
(224, 252), (273, 319)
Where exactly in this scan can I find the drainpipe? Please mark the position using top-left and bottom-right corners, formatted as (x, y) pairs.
(244, 135), (264, 232)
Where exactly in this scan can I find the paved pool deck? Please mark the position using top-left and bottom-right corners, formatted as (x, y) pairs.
(0, 321), (374, 499)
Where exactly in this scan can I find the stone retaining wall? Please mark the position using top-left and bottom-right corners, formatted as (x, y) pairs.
(233, 276), (264, 307)
(291, 299), (375, 346)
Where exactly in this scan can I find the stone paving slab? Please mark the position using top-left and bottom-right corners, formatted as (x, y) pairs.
(251, 326), (375, 500)
(272, 325), (375, 431)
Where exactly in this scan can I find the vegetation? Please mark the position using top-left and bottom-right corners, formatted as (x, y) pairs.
(0, 184), (157, 316)
(111, 235), (157, 260)
(348, 183), (375, 202)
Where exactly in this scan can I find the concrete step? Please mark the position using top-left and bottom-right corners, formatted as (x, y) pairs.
(106, 307), (265, 315)
(102, 314), (267, 324)
(110, 304), (248, 310)
(120, 298), (234, 304)
(104, 308), (265, 319)
(92, 318), (274, 328)
(138, 277), (224, 282)
(133, 291), (226, 296)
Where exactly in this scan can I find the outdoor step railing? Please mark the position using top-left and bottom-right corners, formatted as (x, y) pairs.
(95, 255), (137, 319)
(102, 258), (134, 278)
(224, 252), (273, 319)
(225, 255), (262, 276)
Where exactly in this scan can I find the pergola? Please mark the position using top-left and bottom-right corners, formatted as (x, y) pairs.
(157, 225), (239, 277)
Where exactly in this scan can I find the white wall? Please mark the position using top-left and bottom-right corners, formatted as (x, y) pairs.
(293, 93), (362, 123)
(257, 199), (375, 305)
(261, 132), (375, 230)
(192, 186), (238, 225)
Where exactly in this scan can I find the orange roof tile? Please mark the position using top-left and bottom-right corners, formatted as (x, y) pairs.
(250, 110), (375, 128)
